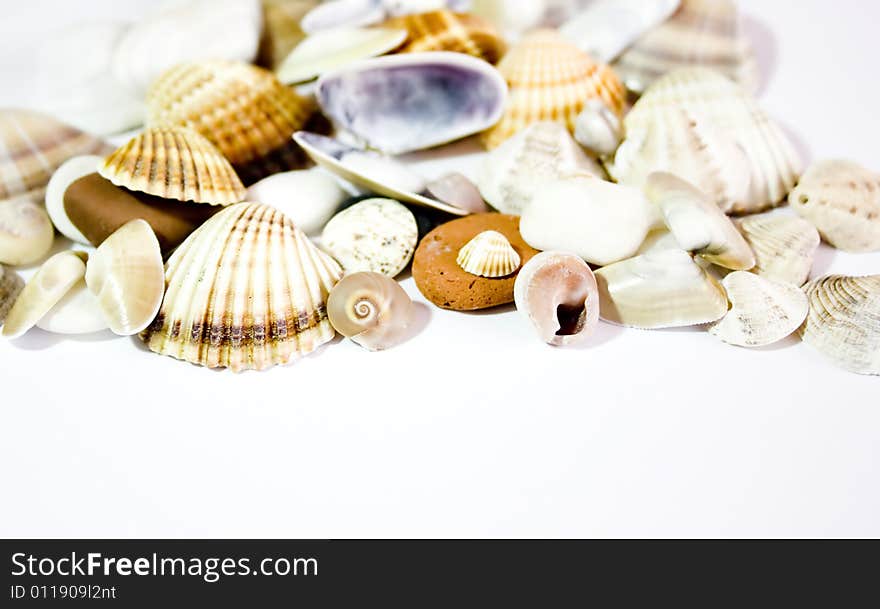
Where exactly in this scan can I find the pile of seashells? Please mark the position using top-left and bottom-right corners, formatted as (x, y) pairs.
(2, 0), (878, 375)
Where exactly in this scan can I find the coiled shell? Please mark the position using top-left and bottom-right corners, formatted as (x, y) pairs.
(457, 230), (521, 278)
(735, 213), (819, 286)
(383, 10), (506, 63)
(0, 197), (55, 266)
(327, 271), (413, 350)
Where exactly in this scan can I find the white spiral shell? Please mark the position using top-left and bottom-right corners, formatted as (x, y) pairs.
(327, 272), (413, 351)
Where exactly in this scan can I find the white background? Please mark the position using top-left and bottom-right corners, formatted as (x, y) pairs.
(1, 1), (878, 538)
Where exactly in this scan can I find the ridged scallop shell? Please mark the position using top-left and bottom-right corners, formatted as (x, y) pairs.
(478, 121), (604, 215)
(257, 0), (318, 69)
(620, 68), (802, 214)
(146, 60), (315, 177)
(798, 275), (880, 376)
(735, 213), (819, 286)
(383, 10), (506, 63)
(457, 230), (521, 277)
(327, 271), (413, 350)
(0, 109), (112, 204)
(140, 202), (342, 371)
(709, 271), (808, 348)
(99, 127), (246, 205)
(481, 29), (626, 150)
(789, 160), (880, 253)
(613, 0), (758, 95)
(0, 264), (24, 326)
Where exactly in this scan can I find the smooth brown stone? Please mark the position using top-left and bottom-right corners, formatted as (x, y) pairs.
(64, 173), (220, 253)
(412, 213), (539, 311)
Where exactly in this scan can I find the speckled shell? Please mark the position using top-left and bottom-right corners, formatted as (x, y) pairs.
(99, 127), (245, 205)
(140, 202), (342, 371)
(457, 230), (521, 277)
(0, 264), (24, 326)
(383, 10), (506, 63)
(735, 213), (819, 286)
(481, 29), (626, 150)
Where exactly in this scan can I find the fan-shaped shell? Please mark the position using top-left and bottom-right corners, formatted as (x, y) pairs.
(383, 10), (506, 63)
(481, 30), (626, 150)
(140, 202), (342, 371)
(735, 213), (819, 286)
(99, 127), (246, 205)
(326, 271), (413, 350)
(457, 230), (521, 277)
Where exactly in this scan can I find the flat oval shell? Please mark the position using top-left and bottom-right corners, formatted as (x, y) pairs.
(36, 280), (109, 335)
(246, 168), (348, 234)
(735, 212), (819, 286)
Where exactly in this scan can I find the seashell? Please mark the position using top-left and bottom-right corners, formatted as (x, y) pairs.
(36, 280), (109, 335)
(327, 271), (413, 350)
(276, 26), (407, 84)
(0, 264), (24, 327)
(321, 198), (418, 277)
(99, 127), (246, 205)
(618, 68), (802, 214)
(85, 220), (164, 337)
(595, 249), (728, 329)
(573, 98), (623, 157)
(559, 0), (680, 62)
(302, 0), (466, 33)
(636, 228), (682, 256)
(382, 10), (506, 64)
(735, 213), (819, 287)
(294, 131), (468, 215)
(457, 230), (521, 277)
(798, 275), (880, 376)
(613, 0), (758, 96)
(513, 250), (599, 346)
(246, 168), (348, 235)
(0, 197), (55, 267)
(0, 109), (112, 205)
(140, 202), (342, 371)
(1, 251), (86, 339)
(644, 172), (755, 270)
(425, 173), (488, 214)
(45, 155), (103, 245)
(607, 105), (751, 213)
(257, 0), (319, 70)
(480, 30), (626, 150)
(317, 52), (507, 154)
(789, 160), (880, 253)
(146, 60), (316, 178)
(520, 175), (658, 266)
(708, 271), (808, 348)
(34, 22), (145, 135)
(112, 0), (263, 96)
(477, 121), (604, 215)
(469, 0), (547, 39)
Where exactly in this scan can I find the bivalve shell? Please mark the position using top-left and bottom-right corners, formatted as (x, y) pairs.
(36, 280), (109, 335)
(383, 10), (506, 63)
(735, 213), (819, 286)
(457, 230), (521, 277)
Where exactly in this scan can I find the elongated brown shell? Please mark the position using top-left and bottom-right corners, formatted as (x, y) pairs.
(383, 10), (506, 64)
(99, 127), (246, 205)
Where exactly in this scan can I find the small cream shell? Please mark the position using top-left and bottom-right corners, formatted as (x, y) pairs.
(36, 279), (109, 335)
(457, 230), (521, 278)
(327, 271), (413, 351)
(0, 197), (55, 266)
(0, 264), (24, 326)
(735, 212), (819, 286)
(573, 98), (623, 156)
(45, 155), (103, 245)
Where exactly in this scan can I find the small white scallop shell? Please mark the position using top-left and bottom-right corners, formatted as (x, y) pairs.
(457, 230), (521, 278)
(0, 264), (24, 327)
(0, 197), (55, 267)
(327, 271), (413, 351)
(36, 279), (109, 335)
(735, 213), (819, 286)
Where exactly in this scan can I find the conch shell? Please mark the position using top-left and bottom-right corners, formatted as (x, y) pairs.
(457, 230), (521, 278)
(327, 271), (413, 351)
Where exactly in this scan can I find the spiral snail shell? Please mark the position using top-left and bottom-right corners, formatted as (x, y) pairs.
(327, 272), (413, 351)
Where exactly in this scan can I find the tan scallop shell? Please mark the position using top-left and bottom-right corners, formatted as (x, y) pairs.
(735, 213), (819, 286)
(798, 275), (880, 375)
(99, 127), (245, 205)
(481, 30), (626, 150)
(140, 202), (342, 371)
(0, 264), (24, 326)
(383, 10), (506, 64)
(789, 160), (880, 253)
(457, 230), (521, 278)
(326, 271), (413, 351)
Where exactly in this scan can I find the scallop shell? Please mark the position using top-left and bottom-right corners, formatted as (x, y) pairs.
(798, 275), (880, 376)
(619, 68), (802, 214)
(480, 30), (626, 150)
(99, 127), (246, 205)
(595, 249), (728, 329)
(457, 230), (521, 278)
(613, 0), (758, 95)
(477, 121), (604, 215)
(321, 198), (418, 277)
(513, 251), (599, 346)
(140, 202), (342, 371)
(708, 271), (808, 348)
(383, 10), (506, 64)
(573, 98), (623, 157)
(35, 280), (109, 335)
(317, 52), (507, 154)
(112, 0), (263, 96)
(789, 160), (880, 253)
(0, 264), (24, 327)
(257, 0), (318, 69)
(0, 109), (112, 204)
(0, 197), (55, 267)
(735, 213), (819, 286)
(644, 172), (755, 271)
(327, 271), (413, 350)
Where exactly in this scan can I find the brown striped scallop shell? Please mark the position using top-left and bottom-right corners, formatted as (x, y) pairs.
(383, 10), (506, 64)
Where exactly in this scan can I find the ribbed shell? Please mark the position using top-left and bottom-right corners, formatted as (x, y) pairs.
(99, 127), (245, 205)
(140, 202), (342, 371)
(481, 30), (626, 150)
(457, 230), (521, 277)
(0, 109), (112, 203)
(146, 60), (316, 168)
(621, 68), (801, 214)
(798, 275), (880, 376)
(383, 10), (506, 64)
(735, 213), (819, 286)
(613, 0), (758, 95)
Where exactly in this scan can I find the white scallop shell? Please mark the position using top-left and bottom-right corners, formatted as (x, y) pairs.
(735, 213), (819, 286)
(457, 230), (521, 278)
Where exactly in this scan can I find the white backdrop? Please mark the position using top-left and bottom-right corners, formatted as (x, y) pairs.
(1, 1), (878, 538)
